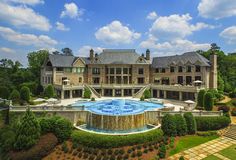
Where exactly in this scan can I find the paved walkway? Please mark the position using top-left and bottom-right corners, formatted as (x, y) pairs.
(168, 137), (236, 160)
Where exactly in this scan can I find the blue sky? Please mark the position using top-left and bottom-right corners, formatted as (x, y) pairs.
(0, 0), (236, 66)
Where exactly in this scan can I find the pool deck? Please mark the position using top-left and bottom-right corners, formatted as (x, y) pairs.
(35, 97), (188, 112)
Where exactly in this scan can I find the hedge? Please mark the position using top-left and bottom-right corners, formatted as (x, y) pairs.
(174, 114), (187, 136)
(39, 116), (72, 142)
(195, 116), (231, 131)
(9, 133), (58, 160)
(161, 114), (176, 136)
(71, 129), (163, 148)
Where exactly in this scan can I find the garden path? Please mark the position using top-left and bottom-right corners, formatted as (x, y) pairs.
(167, 137), (236, 160)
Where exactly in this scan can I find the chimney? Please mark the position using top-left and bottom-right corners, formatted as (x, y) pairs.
(90, 49), (94, 62)
(209, 53), (217, 89)
(146, 49), (150, 60)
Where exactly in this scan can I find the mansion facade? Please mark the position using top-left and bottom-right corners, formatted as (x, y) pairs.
(41, 49), (217, 101)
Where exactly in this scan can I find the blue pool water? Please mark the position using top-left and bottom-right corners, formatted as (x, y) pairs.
(72, 99), (163, 115)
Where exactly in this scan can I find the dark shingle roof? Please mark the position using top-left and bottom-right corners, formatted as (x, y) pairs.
(95, 49), (148, 64)
(48, 54), (75, 67)
(151, 52), (210, 68)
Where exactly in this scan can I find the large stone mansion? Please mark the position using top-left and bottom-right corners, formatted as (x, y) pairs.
(41, 49), (217, 101)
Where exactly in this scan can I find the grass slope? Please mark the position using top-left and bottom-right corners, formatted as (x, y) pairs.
(169, 135), (219, 156)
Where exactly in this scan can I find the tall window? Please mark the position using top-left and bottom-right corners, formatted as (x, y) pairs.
(93, 77), (100, 84)
(110, 68), (114, 74)
(195, 65), (201, 72)
(155, 68), (159, 73)
(138, 68), (144, 74)
(116, 68), (121, 74)
(187, 66), (191, 72)
(137, 78), (144, 84)
(92, 68), (100, 74)
(178, 66), (183, 72)
(123, 68), (128, 74)
(170, 66), (175, 73)
(161, 68), (165, 73)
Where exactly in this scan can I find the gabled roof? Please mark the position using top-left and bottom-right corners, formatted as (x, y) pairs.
(151, 52), (210, 68)
(94, 49), (149, 64)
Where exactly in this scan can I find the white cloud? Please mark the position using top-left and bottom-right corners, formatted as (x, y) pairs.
(220, 26), (236, 44)
(0, 47), (16, 54)
(0, 26), (58, 48)
(149, 14), (214, 41)
(95, 20), (141, 45)
(77, 45), (104, 56)
(140, 38), (210, 56)
(56, 22), (70, 31)
(147, 11), (158, 20)
(60, 2), (84, 19)
(198, 0), (236, 19)
(7, 0), (44, 5)
(0, 2), (51, 31)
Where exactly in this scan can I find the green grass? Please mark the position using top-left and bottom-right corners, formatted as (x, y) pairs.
(219, 144), (236, 159)
(169, 135), (219, 156)
(202, 155), (221, 160)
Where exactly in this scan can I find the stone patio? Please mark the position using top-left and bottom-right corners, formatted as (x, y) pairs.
(168, 137), (236, 160)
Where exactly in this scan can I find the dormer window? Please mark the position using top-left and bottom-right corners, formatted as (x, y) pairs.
(178, 66), (183, 72)
(195, 65), (201, 72)
(170, 66), (175, 73)
(187, 66), (191, 72)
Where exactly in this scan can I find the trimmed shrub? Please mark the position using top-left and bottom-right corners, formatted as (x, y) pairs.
(183, 113), (196, 134)
(0, 86), (10, 99)
(84, 88), (91, 99)
(143, 89), (151, 99)
(161, 114), (176, 136)
(231, 100), (236, 107)
(14, 108), (41, 150)
(44, 84), (55, 98)
(10, 133), (58, 160)
(158, 144), (166, 158)
(179, 156), (185, 160)
(0, 127), (16, 154)
(9, 89), (20, 103)
(71, 129), (163, 148)
(195, 116), (231, 131)
(231, 108), (236, 116)
(140, 96), (145, 101)
(174, 114), (187, 136)
(39, 116), (72, 142)
(197, 89), (206, 107)
(229, 89), (236, 98)
(204, 92), (214, 111)
(91, 97), (95, 101)
(20, 86), (30, 102)
(217, 106), (230, 113)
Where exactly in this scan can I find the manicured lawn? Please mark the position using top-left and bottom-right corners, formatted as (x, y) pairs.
(219, 144), (236, 159)
(169, 135), (219, 156)
(203, 155), (221, 160)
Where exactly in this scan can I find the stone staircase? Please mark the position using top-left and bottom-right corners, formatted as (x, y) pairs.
(224, 124), (236, 140)
(132, 84), (150, 98)
(84, 84), (101, 98)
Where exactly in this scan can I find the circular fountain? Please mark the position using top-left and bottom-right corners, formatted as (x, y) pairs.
(72, 99), (163, 134)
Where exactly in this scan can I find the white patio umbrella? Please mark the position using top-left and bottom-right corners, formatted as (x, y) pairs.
(33, 98), (46, 102)
(63, 79), (70, 82)
(164, 103), (175, 108)
(46, 98), (58, 102)
(193, 80), (202, 83)
(184, 100), (195, 104)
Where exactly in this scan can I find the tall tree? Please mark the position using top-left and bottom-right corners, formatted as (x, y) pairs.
(27, 50), (49, 82)
(14, 108), (41, 150)
(61, 48), (73, 56)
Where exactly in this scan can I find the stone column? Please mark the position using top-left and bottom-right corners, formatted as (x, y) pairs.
(101, 89), (104, 96)
(157, 90), (160, 98)
(112, 89), (115, 97)
(61, 90), (64, 99)
(70, 90), (73, 99)
(179, 92), (183, 101)
(121, 89), (124, 97)
(163, 90), (167, 99)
